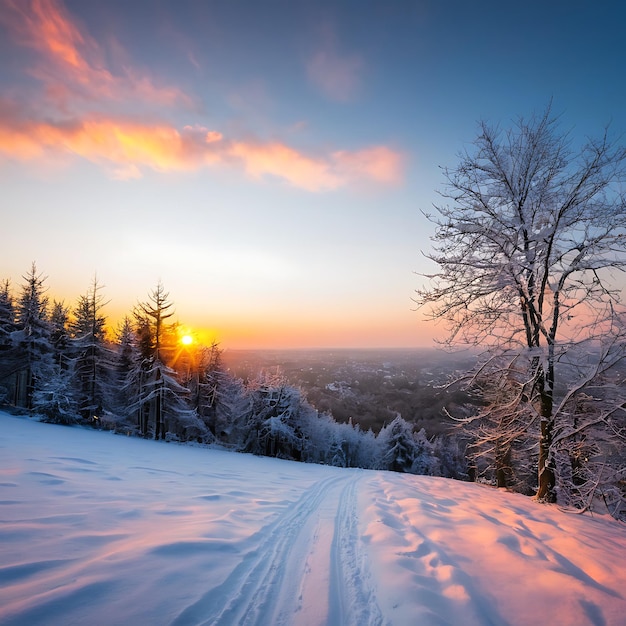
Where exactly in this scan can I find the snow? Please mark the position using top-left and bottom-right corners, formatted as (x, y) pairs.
(0, 411), (625, 626)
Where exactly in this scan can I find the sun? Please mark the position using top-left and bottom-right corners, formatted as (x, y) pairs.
(180, 334), (193, 346)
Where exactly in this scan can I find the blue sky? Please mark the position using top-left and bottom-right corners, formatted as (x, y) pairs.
(1, 0), (625, 348)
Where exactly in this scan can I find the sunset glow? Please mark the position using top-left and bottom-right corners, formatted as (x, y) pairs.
(1, 0), (624, 349)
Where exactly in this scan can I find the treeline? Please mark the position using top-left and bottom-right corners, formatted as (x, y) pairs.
(0, 264), (466, 477)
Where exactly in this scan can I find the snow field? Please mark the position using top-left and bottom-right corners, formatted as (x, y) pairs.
(0, 412), (625, 625)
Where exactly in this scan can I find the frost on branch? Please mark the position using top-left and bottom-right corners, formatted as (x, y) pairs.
(415, 104), (626, 513)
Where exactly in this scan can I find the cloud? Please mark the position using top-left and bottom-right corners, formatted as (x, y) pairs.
(0, 1), (404, 191)
(0, 0), (87, 68)
(0, 110), (212, 172)
(0, 0), (194, 109)
(307, 51), (362, 102)
(229, 141), (342, 192)
(332, 146), (405, 185)
(0, 105), (404, 190)
(307, 26), (363, 102)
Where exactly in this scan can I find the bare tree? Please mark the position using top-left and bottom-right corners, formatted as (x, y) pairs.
(415, 106), (626, 506)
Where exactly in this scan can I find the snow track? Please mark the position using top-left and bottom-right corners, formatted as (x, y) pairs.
(329, 472), (385, 626)
(173, 471), (382, 626)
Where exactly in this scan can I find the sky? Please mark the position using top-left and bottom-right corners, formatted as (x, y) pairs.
(1, 0), (625, 349)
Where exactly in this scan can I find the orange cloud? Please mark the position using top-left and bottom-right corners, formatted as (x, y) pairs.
(0, 0), (193, 109)
(0, 1), (405, 191)
(0, 0), (87, 68)
(0, 113), (212, 176)
(0, 106), (404, 190)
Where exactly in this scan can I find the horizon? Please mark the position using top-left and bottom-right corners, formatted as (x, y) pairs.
(2, 1), (625, 349)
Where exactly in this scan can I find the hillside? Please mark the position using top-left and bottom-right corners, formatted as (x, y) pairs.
(0, 412), (625, 625)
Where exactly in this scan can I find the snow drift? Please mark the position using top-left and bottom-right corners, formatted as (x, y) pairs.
(0, 411), (624, 625)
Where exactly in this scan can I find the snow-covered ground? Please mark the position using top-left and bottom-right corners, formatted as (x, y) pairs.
(0, 412), (624, 626)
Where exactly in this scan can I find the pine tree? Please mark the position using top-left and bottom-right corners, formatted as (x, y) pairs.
(13, 263), (54, 409)
(133, 282), (202, 440)
(0, 279), (19, 404)
(69, 277), (111, 422)
(49, 300), (71, 368)
(213, 374), (251, 446)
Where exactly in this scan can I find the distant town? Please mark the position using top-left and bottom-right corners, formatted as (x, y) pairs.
(222, 348), (478, 435)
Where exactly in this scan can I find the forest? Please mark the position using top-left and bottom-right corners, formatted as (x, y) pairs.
(1, 258), (625, 520)
(0, 265), (466, 479)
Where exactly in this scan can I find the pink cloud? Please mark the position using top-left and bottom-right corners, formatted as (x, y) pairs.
(307, 25), (363, 102)
(0, 3), (404, 191)
(307, 51), (362, 102)
(229, 141), (342, 192)
(332, 146), (405, 185)
(0, 0), (194, 110)
(0, 0), (87, 68)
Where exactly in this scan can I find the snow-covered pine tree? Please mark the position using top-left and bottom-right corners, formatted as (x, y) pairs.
(108, 316), (138, 429)
(185, 341), (222, 438)
(49, 300), (71, 369)
(0, 279), (20, 404)
(244, 370), (307, 460)
(13, 263), (55, 410)
(133, 282), (208, 441)
(212, 373), (251, 446)
(69, 277), (113, 423)
(376, 415), (436, 474)
(33, 298), (80, 425)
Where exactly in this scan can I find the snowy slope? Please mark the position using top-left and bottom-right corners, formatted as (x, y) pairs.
(0, 411), (624, 626)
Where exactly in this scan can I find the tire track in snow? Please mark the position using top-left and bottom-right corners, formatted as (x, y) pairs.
(329, 471), (386, 626)
(172, 473), (348, 626)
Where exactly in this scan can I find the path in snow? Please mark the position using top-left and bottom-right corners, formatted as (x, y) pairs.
(171, 472), (383, 626)
(0, 413), (625, 626)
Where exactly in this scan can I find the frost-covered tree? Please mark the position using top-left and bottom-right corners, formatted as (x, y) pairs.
(13, 263), (55, 409)
(244, 370), (307, 459)
(184, 341), (222, 435)
(69, 277), (112, 422)
(0, 279), (19, 403)
(325, 419), (375, 469)
(132, 282), (205, 440)
(133, 282), (176, 438)
(550, 335), (626, 516)
(31, 364), (79, 424)
(213, 374), (251, 446)
(0, 279), (15, 349)
(416, 105), (626, 505)
(49, 300), (71, 368)
(110, 316), (137, 422)
(462, 355), (538, 491)
(376, 415), (437, 474)
(31, 298), (80, 424)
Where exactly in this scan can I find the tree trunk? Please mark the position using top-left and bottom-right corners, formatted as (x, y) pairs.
(496, 445), (511, 488)
(536, 390), (555, 501)
(154, 369), (163, 440)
